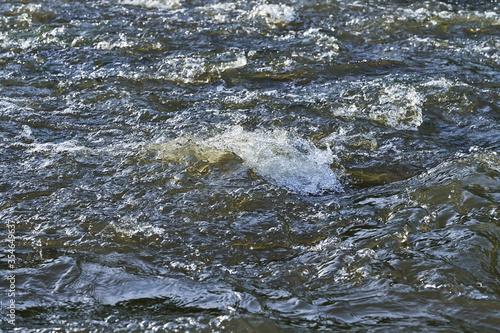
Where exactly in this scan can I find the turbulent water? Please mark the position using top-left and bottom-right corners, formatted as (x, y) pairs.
(0, 0), (499, 331)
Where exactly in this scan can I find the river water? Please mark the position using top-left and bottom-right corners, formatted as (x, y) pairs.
(0, 0), (499, 331)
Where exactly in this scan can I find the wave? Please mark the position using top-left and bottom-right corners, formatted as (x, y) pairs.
(156, 126), (343, 195)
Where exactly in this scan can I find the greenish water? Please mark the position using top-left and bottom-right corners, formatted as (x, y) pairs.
(0, 0), (499, 331)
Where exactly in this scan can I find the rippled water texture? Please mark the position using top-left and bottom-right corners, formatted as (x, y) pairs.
(1, 0), (499, 331)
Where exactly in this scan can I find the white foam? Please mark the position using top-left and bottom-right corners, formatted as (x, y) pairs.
(237, 79), (423, 130)
(158, 127), (343, 194)
(0, 99), (21, 113)
(159, 56), (208, 84)
(215, 53), (247, 72)
(368, 84), (423, 130)
(96, 33), (133, 50)
(422, 77), (454, 89)
(26, 140), (87, 154)
(158, 52), (247, 84)
(200, 2), (243, 23)
(400, 6), (500, 26)
(212, 127), (342, 195)
(121, 0), (182, 10)
(473, 151), (499, 173)
(303, 27), (339, 53)
(20, 125), (33, 139)
(330, 83), (423, 130)
(271, 27), (339, 62)
(249, 3), (296, 26)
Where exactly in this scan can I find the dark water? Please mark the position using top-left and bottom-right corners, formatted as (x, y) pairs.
(0, 0), (499, 331)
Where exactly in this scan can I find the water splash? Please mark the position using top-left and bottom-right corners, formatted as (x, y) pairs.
(210, 127), (343, 194)
(368, 84), (423, 130)
(249, 3), (297, 27)
(156, 127), (343, 195)
(121, 0), (182, 10)
(332, 82), (424, 130)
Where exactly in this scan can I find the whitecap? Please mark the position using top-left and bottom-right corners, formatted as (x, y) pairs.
(96, 33), (133, 50)
(156, 127), (343, 195)
(331, 82), (424, 130)
(368, 84), (423, 130)
(156, 51), (246, 84)
(211, 127), (343, 194)
(120, 0), (182, 10)
(249, 3), (297, 26)
(26, 140), (87, 154)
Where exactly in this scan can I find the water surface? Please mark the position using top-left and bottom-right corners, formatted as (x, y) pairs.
(0, 0), (499, 331)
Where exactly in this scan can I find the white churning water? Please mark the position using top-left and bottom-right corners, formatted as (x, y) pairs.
(156, 126), (343, 195)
